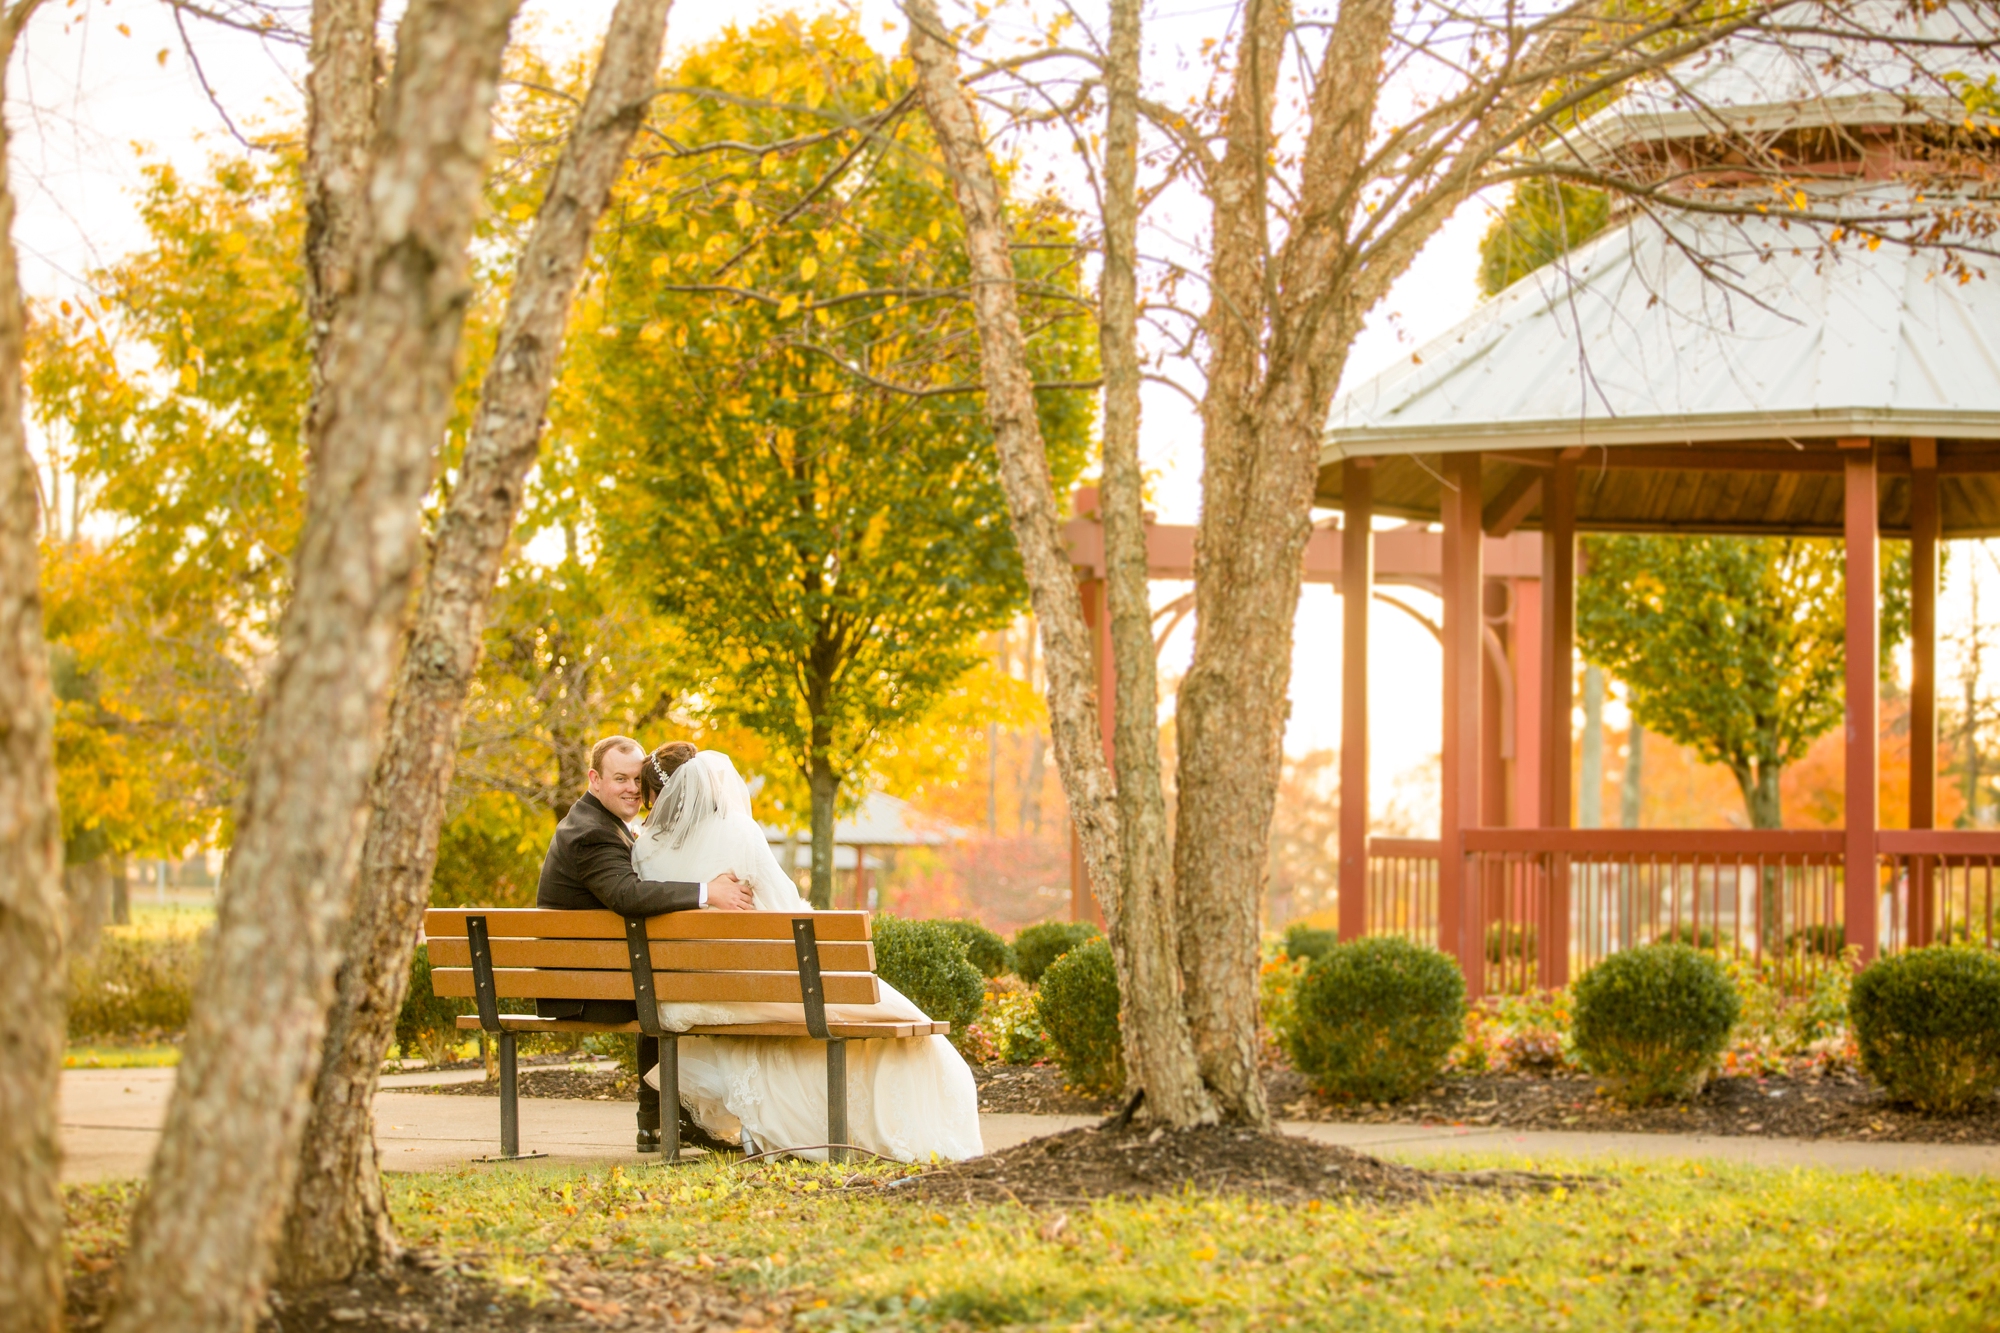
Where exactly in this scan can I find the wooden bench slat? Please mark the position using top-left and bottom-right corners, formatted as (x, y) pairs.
(427, 937), (876, 973)
(423, 908), (871, 942)
(454, 1014), (951, 1038)
(430, 967), (880, 1005)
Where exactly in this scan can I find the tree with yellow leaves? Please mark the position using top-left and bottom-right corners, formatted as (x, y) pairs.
(574, 11), (1096, 907)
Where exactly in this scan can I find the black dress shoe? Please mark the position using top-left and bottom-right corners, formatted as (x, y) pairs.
(636, 1125), (662, 1153)
(677, 1111), (739, 1155)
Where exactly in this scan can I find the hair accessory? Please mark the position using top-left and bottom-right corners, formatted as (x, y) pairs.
(650, 753), (671, 788)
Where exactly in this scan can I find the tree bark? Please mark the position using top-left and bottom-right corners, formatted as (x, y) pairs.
(809, 758), (837, 909)
(303, 0), (383, 465)
(105, 4), (521, 1329)
(1096, 0), (1214, 1128)
(903, 0), (1122, 947)
(0, 6), (63, 1329)
(1169, 0), (1294, 1127)
(278, 0), (673, 1287)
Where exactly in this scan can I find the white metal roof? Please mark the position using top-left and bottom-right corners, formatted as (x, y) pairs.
(762, 791), (961, 847)
(1561, 1), (2000, 164)
(1323, 194), (2000, 458)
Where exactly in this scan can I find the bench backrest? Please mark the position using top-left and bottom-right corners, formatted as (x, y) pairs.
(423, 908), (879, 1010)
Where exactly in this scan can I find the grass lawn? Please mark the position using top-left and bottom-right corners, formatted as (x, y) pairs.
(279, 1151), (2000, 1330)
(63, 1043), (180, 1069)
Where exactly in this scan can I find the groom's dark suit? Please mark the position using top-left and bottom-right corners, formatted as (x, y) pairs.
(535, 789), (704, 1138)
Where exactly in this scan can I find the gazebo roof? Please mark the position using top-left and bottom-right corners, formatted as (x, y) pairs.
(761, 791), (960, 847)
(1561, 0), (2000, 163)
(1318, 201), (2000, 535)
(1318, 1), (2000, 536)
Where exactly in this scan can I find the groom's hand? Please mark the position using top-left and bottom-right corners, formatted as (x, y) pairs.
(707, 872), (754, 912)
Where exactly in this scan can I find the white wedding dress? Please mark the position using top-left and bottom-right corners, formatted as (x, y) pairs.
(633, 751), (982, 1162)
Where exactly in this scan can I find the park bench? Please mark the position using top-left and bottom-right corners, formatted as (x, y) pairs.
(422, 908), (949, 1163)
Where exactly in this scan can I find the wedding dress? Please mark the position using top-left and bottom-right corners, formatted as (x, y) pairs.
(632, 750), (983, 1162)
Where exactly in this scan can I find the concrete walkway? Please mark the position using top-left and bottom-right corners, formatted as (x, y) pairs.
(60, 1068), (2000, 1183)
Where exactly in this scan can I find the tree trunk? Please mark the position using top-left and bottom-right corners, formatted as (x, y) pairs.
(0, 7), (65, 1328)
(903, 0), (1121, 962)
(809, 758), (837, 910)
(61, 857), (108, 960)
(104, 5), (521, 1329)
(1167, 0), (1291, 1128)
(302, 0), (382, 468)
(1096, 0), (1214, 1128)
(1733, 760), (1784, 944)
(1730, 760), (1783, 830)
(1621, 723), (1644, 828)
(111, 853), (130, 925)
(553, 725), (588, 821)
(1019, 731), (1045, 834)
(279, 0), (672, 1287)
(1580, 665), (1604, 827)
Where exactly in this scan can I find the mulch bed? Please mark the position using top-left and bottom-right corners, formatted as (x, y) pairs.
(419, 1068), (638, 1102)
(974, 1061), (2000, 1144)
(972, 1062), (1116, 1116)
(1267, 1067), (2000, 1144)
(68, 1247), (794, 1332)
(870, 1119), (1577, 1208)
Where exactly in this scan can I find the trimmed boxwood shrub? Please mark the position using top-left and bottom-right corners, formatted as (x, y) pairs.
(1657, 923), (1724, 951)
(939, 919), (1015, 979)
(1280, 924), (1339, 963)
(872, 916), (985, 1043)
(1035, 938), (1124, 1094)
(1014, 920), (1099, 986)
(1571, 944), (1739, 1104)
(1282, 937), (1465, 1103)
(1850, 946), (2000, 1113)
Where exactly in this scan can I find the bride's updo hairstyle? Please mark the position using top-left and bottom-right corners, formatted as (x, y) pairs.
(640, 741), (698, 807)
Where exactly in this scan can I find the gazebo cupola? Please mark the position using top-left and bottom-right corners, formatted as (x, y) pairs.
(1318, 0), (2000, 995)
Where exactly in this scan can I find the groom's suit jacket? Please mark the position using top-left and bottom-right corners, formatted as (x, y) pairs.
(534, 790), (702, 1020)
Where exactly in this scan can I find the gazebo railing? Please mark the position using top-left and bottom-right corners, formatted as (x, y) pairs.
(1878, 832), (2000, 952)
(1363, 838), (1440, 946)
(1464, 830), (1846, 993)
(1357, 828), (2000, 988)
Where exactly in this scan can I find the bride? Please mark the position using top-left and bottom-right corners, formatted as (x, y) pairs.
(632, 743), (983, 1162)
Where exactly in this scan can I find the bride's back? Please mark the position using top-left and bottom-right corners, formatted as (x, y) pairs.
(635, 751), (805, 910)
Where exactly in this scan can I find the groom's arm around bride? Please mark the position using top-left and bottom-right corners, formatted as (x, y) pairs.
(536, 736), (753, 918)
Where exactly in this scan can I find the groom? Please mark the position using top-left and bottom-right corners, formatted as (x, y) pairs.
(536, 735), (754, 1151)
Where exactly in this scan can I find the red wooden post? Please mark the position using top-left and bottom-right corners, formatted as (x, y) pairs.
(1512, 576), (1543, 828)
(1909, 438), (1939, 946)
(1480, 580), (1508, 829)
(1539, 454), (1577, 988)
(1843, 440), (1880, 961)
(1339, 459), (1373, 941)
(1441, 451), (1484, 995)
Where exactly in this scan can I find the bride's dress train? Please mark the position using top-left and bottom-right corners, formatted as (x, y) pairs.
(634, 752), (982, 1162)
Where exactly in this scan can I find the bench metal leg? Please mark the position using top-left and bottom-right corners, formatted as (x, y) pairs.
(478, 1030), (545, 1163)
(499, 1030), (520, 1156)
(826, 1038), (848, 1164)
(661, 1035), (681, 1160)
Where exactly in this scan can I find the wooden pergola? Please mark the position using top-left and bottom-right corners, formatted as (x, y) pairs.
(1317, 13), (2000, 994)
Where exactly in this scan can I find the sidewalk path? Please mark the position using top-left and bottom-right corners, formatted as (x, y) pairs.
(60, 1069), (2000, 1183)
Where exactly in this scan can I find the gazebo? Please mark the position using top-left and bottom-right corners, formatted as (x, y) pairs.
(1319, 8), (2000, 995)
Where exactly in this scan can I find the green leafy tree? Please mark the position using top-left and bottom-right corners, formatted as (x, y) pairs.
(1577, 536), (1910, 828)
(575, 13), (1096, 906)
(28, 154), (311, 865)
(1476, 176), (1613, 297)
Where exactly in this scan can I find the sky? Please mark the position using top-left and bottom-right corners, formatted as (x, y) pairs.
(10, 0), (1978, 827)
